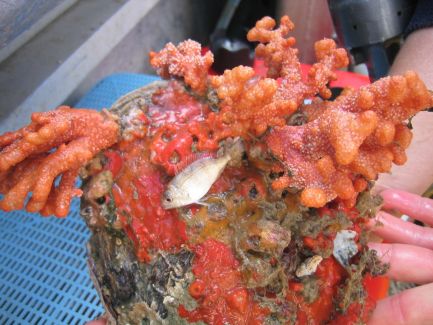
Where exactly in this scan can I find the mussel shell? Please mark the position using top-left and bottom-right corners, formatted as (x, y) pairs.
(81, 81), (195, 325)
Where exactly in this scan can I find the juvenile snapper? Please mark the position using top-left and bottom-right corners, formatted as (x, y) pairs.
(162, 139), (243, 209)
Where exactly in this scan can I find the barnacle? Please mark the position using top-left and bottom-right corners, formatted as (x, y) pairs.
(149, 40), (214, 95)
(0, 107), (119, 217)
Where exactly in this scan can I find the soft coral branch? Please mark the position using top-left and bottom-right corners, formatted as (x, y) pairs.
(209, 16), (349, 136)
(267, 72), (433, 208)
(248, 16), (349, 103)
(149, 40), (214, 95)
(0, 106), (119, 217)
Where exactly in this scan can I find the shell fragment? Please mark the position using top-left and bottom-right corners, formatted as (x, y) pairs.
(296, 255), (323, 277)
(333, 230), (358, 268)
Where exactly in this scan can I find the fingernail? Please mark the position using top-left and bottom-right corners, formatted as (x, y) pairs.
(374, 210), (387, 222)
(380, 189), (413, 211)
(367, 242), (380, 250)
(366, 211), (385, 229)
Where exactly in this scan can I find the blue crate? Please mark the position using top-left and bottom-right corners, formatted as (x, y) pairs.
(0, 73), (160, 324)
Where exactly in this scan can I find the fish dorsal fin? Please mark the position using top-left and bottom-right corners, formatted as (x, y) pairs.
(173, 152), (216, 175)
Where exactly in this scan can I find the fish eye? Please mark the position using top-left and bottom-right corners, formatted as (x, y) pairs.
(165, 197), (172, 202)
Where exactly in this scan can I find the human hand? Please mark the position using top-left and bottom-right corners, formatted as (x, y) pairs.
(368, 189), (433, 325)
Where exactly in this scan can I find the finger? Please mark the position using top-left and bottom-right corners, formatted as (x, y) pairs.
(381, 189), (433, 225)
(369, 211), (433, 250)
(368, 243), (433, 284)
(368, 283), (433, 325)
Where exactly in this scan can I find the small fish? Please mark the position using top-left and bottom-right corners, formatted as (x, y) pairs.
(162, 138), (244, 209)
(333, 230), (358, 268)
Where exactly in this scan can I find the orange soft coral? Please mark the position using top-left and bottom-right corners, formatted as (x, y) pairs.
(147, 16), (433, 209)
(0, 107), (119, 217)
(267, 72), (433, 208)
(209, 16), (348, 136)
(247, 16), (349, 102)
(147, 16), (432, 210)
(149, 40), (214, 95)
(210, 66), (281, 135)
(246, 16), (297, 79)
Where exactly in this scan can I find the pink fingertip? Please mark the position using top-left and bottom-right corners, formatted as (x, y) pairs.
(367, 210), (388, 227)
(368, 210), (433, 250)
(380, 189), (433, 225)
(368, 243), (433, 284)
(367, 242), (392, 264)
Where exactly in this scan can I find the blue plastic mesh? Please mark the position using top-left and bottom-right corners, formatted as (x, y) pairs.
(0, 73), (160, 324)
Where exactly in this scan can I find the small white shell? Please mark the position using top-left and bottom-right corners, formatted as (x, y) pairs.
(296, 255), (323, 277)
(333, 230), (358, 268)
